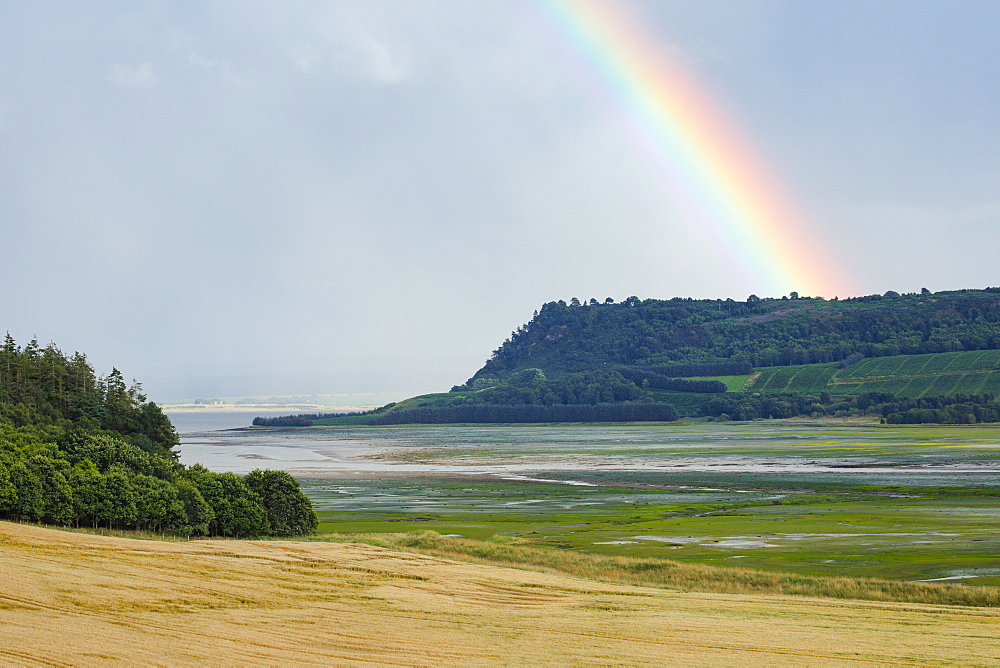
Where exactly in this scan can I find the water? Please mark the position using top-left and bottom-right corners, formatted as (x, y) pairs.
(166, 410), (299, 434)
(173, 421), (1000, 486)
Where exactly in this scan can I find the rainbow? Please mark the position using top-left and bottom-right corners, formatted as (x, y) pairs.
(536, 0), (844, 298)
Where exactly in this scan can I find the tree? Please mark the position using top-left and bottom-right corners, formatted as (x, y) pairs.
(137, 402), (179, 454)
(245, 469), (318, 536)
(28, 455), (75, 525)
(0, 461), (17, 513)
(99, 466), (139, 529)
(224, 497), (270, 538)
(67, 463), (103, 527)
(8, 460), (43, 521)
(60, 432), (153, 474)
(132, 474), (184, 532)
(174, 478), (213, 536)
(186, 467), (270, 537)
(102, 368), (128, 406)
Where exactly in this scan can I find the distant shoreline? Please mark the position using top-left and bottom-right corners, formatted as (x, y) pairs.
(162, 403), (380, 414)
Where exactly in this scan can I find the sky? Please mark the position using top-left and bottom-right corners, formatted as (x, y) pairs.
(1, 0), (998, 401)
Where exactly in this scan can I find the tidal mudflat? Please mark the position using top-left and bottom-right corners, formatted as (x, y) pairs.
(176, 419), (1000, 584)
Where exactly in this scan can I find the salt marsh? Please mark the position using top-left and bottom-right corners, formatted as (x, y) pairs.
(175, 417), (1000, 584)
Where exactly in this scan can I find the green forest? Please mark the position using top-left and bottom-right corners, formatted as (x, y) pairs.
(258, 288), (1000, 427)
(467, 288), (1000, 380)
(0, 335), (317, 537)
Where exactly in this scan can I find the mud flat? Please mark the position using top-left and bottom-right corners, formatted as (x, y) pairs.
(2, 521), (1000, 666)
(175, 423), (1000, 583)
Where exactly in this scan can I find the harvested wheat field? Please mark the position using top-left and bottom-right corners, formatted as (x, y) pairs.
(2, 522), (999, 666)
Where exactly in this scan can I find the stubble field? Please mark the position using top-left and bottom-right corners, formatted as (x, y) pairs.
(3, 521), (1000, 666)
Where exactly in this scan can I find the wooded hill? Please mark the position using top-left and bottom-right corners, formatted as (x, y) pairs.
(0, 336), (317, 536)
(466, 288), (1000, 382)
(256, 288), (1000, 426)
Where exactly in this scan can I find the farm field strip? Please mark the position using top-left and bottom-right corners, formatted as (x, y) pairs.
(832, 369), (993, 383)
(746, 350), (1000, 397)
(839, 350), (1000, 379)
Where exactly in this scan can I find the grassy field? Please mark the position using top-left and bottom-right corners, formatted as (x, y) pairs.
(689, 374), (754, 392)
(742, 350), (1000, 397)
(4, 521), (1000, 665)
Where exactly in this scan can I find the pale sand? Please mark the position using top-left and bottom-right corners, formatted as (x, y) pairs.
(2, 522), (998, 666)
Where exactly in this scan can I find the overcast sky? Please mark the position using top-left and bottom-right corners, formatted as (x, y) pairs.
(2, 0), (998, 401)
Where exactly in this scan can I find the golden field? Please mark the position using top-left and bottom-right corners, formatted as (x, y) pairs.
(2, 521), (999, 666)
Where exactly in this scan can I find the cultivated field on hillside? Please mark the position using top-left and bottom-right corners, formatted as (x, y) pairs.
(3, 521), (1000, 665)
(746, 350), (1000, 397)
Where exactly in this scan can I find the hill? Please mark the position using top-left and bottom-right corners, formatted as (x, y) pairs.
(3, 521), (1000, 665)
(466, 288), (1000, 382)
(259, 288), (1000, 426)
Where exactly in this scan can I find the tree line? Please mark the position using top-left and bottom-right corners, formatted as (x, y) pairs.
(616, 368), (726, 393)
(632, 360), (753, 378)
(698, 390), (1000, 423)
(464, 370), (643, 406)
(257, 402), (680, 426)
(251, 384), (1000, 429)
(878, 394), (1000, 424)
(0, 335), (317, 537)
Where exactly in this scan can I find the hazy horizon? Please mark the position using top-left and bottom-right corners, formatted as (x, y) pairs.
(2, 1), (997, 403)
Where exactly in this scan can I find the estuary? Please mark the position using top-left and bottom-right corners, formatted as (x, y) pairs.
(173, 415), (1000, 584)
